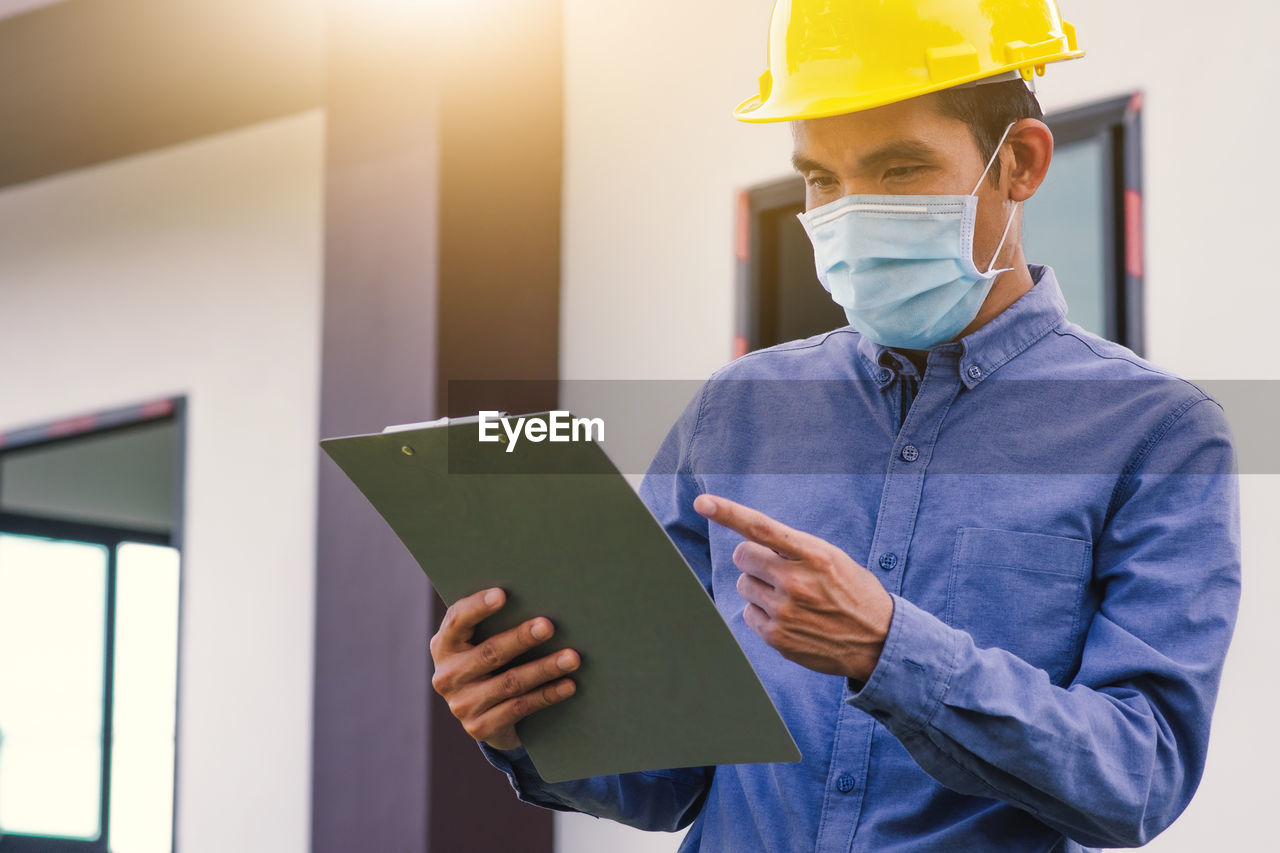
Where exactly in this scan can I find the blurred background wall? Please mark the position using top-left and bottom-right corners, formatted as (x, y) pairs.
(0, 1), (1273, 852)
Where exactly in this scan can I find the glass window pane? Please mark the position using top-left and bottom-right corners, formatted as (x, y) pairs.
(0, 533), (107, 840)
(108, 542), (180, 853)
(1022, 135), (1109, 338)
(0, 421), (176, 534)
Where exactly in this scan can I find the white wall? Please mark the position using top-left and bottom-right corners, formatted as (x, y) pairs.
(561, 0), (787, 384)
(0, 111), (325, 853)
(558, 1), (1279, 850)
(1031, 1), (1280, 379)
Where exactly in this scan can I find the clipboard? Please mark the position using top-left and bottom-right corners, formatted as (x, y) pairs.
(321, 411), (800, 783)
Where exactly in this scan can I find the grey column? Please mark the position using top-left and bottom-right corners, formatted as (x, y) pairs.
(314, 2), (559, 851)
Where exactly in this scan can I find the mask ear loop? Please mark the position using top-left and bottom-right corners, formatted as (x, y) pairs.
(971, 121), (1017, 196)
(983, 200), (1020, 276)
(971, 121), (1020, 276)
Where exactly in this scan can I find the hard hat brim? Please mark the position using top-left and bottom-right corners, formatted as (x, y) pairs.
(734, 53), (1084, 124)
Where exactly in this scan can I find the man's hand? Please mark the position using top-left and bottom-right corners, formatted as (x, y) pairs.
(694, 494), (893, 682)
(430, 587), (580, 751)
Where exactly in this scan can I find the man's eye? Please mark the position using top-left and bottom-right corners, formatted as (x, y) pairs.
(806, 174), (837, 189)
(884, 166), (923, 180)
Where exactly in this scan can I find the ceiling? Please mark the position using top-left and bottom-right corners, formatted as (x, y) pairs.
(0, 0), (68, 22)
(0, 0), (324, 189)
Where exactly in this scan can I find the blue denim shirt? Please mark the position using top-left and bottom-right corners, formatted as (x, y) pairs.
(482, 266), (1241, 852)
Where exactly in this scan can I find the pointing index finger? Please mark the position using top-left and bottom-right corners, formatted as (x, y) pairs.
(694, 494), (814, 560)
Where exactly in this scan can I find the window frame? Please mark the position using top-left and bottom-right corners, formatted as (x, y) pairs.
(0, 398), (185, 853)
(1041, 93), (1145, 353)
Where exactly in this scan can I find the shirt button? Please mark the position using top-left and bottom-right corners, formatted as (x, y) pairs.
(876, 368), (892, 383)
(900, 444), (919, 462)
(967, 364), (983, 380)
(836, 774), (856, 794)
(878, 552), (898, 571)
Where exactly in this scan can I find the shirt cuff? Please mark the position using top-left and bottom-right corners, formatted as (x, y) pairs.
(478, 743), (536, 792)
(477, 742), (585, 815)
(845, 594), (961, 734)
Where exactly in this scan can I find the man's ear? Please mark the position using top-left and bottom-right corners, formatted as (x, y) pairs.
(1005, 118), (1053, 203)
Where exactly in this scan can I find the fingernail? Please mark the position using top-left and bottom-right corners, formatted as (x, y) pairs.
(557, 681), (575, 697)
(531, 620), (552, 640)
(695, 495), (717, 516)
(558, 651), (576, 671)
(483, 589), (501, 607)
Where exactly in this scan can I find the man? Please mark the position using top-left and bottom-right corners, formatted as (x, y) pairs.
(429, 1), (1240, 850)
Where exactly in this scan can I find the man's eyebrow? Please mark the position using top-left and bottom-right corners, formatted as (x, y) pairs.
(791, 140), (941, 175)
(857, 139), (939, 170)
(791, 152), (828, 174)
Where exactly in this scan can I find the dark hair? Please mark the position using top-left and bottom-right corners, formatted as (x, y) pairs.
(934, 79), (1043, 186)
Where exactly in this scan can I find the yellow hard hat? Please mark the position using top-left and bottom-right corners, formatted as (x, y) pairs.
(735, 0), (1084, 123)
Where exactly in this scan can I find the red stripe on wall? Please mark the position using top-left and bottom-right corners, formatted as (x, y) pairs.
(1125, 190), (1144, 279)
(1127, 91), (1143, 118)
(47, 414), (99, 438)
(141, 399), (176, 418)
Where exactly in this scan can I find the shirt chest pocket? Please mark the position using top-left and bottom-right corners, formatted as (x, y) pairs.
(945, 527), (1091, 686)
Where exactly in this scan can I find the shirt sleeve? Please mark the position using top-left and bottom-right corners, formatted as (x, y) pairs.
(847, 396), (1242, 848)
(470, 387), (716, 833)
(477, 742), (711, 832)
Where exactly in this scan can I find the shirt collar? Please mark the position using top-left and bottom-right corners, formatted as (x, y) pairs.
(856, 265), (1068, 389)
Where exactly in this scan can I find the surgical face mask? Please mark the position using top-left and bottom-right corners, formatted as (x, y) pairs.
(797, 124), (1020, 350)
